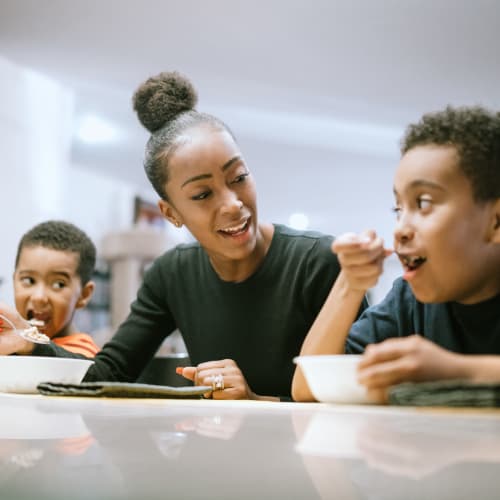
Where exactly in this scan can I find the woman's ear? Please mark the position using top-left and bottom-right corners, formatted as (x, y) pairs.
(76, 281), (95, 309)
(158, 199), (183, 228)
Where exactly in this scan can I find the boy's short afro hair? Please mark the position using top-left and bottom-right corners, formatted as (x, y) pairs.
(401, 106), (500, 201)
(15, 220), (96, 285)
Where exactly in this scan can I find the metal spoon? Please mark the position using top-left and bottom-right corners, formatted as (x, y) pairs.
(0, 314), (50, 344)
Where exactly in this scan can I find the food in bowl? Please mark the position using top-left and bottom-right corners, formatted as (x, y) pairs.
(294, 354), (369, 404)
(0, 356), (94, 394)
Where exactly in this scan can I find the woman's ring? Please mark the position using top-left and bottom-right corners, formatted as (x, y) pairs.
(212, 373), (224, 391)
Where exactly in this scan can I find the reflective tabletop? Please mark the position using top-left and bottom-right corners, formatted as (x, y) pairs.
(1, 393), (500, 500)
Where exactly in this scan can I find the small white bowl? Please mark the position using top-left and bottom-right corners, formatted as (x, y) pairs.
(294, 354), (368, 404)
(0, 356), (93, 394)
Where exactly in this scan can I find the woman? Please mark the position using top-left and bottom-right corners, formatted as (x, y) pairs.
(0, 71), (365, 400)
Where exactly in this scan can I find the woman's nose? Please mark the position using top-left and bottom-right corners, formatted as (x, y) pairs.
(220, 191), (243, 215)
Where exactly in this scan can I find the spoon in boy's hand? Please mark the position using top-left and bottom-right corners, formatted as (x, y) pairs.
(0, 314), (50, 344)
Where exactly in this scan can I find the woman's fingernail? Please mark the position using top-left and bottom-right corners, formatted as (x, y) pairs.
(175, 367), (184, 375)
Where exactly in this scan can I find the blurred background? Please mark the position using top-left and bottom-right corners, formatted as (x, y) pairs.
(1, 0), (499, 343)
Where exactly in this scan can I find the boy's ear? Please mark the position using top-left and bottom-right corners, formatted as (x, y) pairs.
(158, 199), (183, 228)
(76, 281), (95, 309)
(490, 199), (500, 243)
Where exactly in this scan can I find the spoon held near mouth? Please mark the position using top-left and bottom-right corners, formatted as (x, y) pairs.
(0, 314), (50, 344)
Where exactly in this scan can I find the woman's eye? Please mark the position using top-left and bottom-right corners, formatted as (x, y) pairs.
(232, 172), (249, 184)
(191, 191), (211, 201)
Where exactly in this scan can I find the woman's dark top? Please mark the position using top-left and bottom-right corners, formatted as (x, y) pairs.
(35, 224), (362, 398)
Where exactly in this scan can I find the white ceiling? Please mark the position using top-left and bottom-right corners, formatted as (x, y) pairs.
(1, 0), (500, 196)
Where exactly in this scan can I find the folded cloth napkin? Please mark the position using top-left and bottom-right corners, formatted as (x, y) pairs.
(388, 380), (500, 407)
(37, 381), (212, 399)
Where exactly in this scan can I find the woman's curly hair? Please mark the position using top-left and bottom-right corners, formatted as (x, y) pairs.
(401, 106), (500, 201)
(132, 71), (234, 200)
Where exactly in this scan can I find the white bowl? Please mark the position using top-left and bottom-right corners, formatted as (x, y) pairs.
(0, 356), (93, 394)
(294, 354), (368, 404)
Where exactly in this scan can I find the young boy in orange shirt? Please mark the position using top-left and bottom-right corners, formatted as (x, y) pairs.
(8, 220), (99, 357)
(293, 105), (500, 402)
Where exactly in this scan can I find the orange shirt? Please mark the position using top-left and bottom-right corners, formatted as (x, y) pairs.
(53, 333), (100, 358)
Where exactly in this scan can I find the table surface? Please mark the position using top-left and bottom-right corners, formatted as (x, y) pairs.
(1, 393), (500, 500)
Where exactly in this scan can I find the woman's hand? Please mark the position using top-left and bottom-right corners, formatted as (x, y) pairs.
(177, 359), (257, 400)
(0, 302), (34, 355)
(332, 231), (392, 292)
(357, 335), (463, 402)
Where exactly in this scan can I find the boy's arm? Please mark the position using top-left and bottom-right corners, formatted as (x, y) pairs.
(0, 302), (86, 358)
(358, 336), (500, 403)
(292, 271), (367, 401)
(0, 303), (36, 355)
(292, 232), (391, 402)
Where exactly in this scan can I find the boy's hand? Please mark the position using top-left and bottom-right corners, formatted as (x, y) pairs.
(357, 335), (461, 401)
(0, 302), (35, 355)
(332, 231), (392, 292)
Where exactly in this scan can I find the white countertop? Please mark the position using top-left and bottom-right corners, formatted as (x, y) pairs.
(1, 393), (500, 500)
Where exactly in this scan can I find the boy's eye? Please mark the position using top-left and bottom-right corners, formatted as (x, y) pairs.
(20, 277), (34, 286)
(191, 191), (211, 201)
(391, 205), (402, 219)
(417, 197), (432, 210)
(52, 281), (67, 290)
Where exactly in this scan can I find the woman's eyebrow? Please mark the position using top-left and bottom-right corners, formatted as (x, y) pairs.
(220, 155), (242, 172)
(181, 156), (242, 188)
(181, 173), (211, 188)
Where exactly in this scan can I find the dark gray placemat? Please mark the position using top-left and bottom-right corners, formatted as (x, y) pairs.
(37, 381), (212, 399)
(388, 380), (500, 407)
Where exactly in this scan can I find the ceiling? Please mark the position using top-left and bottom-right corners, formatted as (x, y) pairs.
(1, 0), (500, 195)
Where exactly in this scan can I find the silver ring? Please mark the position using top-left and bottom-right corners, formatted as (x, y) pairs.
(211, 373), (224, 391)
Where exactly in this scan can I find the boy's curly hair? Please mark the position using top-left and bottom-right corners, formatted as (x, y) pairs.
(401, 106), (500, 201)
(15, 220), (96, 285)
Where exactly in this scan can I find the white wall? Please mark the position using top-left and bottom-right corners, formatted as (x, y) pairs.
(0, 57), (70, 302)
(0, 57), (148, 304)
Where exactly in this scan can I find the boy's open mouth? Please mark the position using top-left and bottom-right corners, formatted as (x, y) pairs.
(26, 310), (49, 329)
(398, 253), (427, 271)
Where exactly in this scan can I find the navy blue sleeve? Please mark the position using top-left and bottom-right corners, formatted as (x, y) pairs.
(345, 278), (417, 354)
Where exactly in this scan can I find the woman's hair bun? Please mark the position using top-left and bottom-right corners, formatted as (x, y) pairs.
(132, 71), (198, 133)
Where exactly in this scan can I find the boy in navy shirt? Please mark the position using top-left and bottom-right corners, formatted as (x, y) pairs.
(293, 106), (500, 402)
